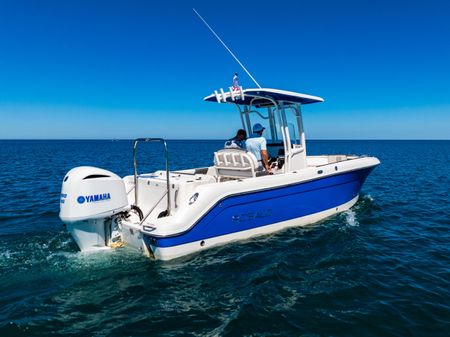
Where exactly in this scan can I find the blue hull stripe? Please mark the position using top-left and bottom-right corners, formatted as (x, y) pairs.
(144, 167), (375, 248)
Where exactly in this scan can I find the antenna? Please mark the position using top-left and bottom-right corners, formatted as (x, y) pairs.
(193, 8), (262, 89)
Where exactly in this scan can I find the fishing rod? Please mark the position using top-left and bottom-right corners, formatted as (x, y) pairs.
(193, 8), (262, 89)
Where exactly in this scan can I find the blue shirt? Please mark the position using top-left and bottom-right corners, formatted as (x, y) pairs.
(245, 134), (267, 161)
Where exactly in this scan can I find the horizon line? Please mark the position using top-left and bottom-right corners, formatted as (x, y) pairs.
(1, 138), (449, 141)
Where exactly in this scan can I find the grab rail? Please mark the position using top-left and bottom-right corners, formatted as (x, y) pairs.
(133, 138), (171, 217)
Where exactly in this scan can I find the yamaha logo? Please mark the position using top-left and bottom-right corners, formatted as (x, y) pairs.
(77, 193), (111, 204)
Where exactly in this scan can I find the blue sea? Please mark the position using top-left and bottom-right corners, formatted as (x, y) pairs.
(0, 140), (448, 336)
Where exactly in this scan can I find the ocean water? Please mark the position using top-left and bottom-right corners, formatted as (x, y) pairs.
(0, 140), (448, 336)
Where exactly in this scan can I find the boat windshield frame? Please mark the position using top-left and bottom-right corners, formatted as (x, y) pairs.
(234, 94), (304, 164)
(204, 88), (324, 172)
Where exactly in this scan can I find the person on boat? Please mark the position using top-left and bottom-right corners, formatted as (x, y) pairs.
(224, 129), (247, 149)
(245, 123), (271, 172)
(232, 73), (239, 90)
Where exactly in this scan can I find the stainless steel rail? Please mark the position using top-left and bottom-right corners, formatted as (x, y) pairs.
(133, 138), (171, 217)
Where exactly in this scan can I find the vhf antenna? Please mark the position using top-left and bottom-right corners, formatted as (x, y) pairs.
(193, 8), (262, 89)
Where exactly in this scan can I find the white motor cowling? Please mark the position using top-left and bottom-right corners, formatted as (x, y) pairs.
(59, 166), (130, 252)
(60, 166), (129, 223)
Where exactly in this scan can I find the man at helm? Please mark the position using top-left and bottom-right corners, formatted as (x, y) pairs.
(245, 123), (271, 172)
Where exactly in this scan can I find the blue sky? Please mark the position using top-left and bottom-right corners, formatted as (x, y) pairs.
(0, 0), (449, 139)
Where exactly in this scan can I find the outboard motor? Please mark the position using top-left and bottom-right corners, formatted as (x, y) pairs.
(59, 166), (130, 251)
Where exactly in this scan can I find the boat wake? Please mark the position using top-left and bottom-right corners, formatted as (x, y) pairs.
(336, 194), (377, 231)
(344, 209), (359, 227)
(0, 230), (141, 276)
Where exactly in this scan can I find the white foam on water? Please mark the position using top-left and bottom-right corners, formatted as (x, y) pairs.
(364, 194), (374, 202)
(0, 250), (12, 260)
(344, 209), (359, 227)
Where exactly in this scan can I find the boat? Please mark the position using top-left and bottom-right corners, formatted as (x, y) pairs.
(59, 87), (380, 260)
